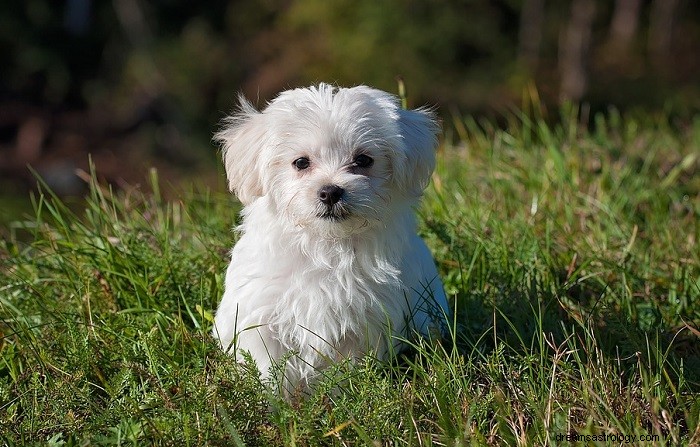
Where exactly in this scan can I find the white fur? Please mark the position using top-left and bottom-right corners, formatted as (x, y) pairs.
(212, 84), (448, 392)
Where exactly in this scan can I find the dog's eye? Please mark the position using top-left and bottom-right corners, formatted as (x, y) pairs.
(293, 157), (310, 170)
(353, 154), (373, 168)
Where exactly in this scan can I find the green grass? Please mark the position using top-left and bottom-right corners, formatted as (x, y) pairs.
(1, 107), (699, 445)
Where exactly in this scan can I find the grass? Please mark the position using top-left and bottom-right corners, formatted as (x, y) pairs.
(1, 106), (699, 445)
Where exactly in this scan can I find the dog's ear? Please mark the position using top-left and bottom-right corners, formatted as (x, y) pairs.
(215, 96), (268, 205)
(395, 107), (440, 197)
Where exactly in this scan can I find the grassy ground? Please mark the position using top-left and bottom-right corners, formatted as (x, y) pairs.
(1, 107), (699, 445)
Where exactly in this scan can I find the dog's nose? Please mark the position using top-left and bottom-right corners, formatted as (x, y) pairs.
(318, 185), (344, 206)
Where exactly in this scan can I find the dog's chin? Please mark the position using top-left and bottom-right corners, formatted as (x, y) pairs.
(308, 211), (374, 238)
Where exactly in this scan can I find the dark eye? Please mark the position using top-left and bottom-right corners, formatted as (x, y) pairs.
(354, 154), (373, 168)
(293, 157), (310, 170)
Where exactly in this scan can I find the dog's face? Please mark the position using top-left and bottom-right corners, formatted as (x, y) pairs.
(216, 84), (439, 237)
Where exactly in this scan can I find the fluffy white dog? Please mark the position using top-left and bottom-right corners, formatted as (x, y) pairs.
(212, 83), (448, 392)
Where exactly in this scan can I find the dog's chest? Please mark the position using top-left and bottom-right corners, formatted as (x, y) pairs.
(267, 247), (403, 349)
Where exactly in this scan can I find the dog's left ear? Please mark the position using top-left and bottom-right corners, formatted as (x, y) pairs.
(394, 108), (440, 197)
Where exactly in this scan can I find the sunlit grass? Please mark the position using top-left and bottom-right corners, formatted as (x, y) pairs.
(1, 108), (699, 445)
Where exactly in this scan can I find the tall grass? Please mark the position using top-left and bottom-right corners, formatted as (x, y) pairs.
(1, 108), (699, 445)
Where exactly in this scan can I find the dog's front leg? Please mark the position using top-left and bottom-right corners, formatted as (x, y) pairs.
(235, 324), (283, 381)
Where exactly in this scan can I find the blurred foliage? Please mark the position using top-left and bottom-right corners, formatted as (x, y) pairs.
(281, 0), (519, 108)
(0, 0), (699, 180)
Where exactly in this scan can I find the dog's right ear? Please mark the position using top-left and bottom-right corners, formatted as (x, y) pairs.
(214, 96), (268, 205)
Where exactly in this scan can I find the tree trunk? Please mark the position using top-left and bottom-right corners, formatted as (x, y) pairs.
(559, 0), (596, 102)
(608, 0), (641, 54)
(649, 0), (680, 74)
(518, 0), (545, 73)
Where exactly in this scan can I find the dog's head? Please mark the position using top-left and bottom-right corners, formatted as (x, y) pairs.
(216, 84), (439, 237)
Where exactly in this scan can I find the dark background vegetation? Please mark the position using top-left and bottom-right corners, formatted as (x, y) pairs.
(1, 0), (699, 206)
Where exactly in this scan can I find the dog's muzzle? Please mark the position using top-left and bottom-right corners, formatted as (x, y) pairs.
(317, 184), (349, 220)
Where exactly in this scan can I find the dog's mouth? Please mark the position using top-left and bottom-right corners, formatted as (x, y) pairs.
(317, 204), (351, 221)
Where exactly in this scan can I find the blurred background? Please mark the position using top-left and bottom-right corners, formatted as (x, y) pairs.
(1, 0), (699, 214)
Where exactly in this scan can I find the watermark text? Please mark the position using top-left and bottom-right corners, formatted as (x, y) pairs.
(554, 433), (659, 443)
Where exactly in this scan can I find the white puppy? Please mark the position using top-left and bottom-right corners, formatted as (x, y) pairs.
(212, 83), (448, 392)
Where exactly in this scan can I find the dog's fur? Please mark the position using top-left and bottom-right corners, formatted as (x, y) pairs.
(212, 84), (448, 391)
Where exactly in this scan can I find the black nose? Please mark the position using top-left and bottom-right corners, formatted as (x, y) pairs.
(318, 185), (344, 206)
